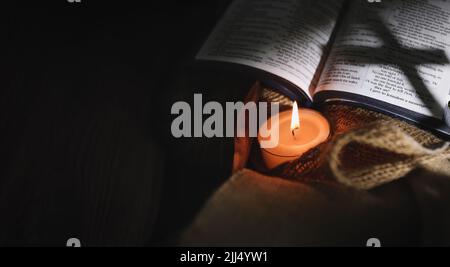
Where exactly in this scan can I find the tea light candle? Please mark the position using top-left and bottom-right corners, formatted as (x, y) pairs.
(258, 102), (330, 170)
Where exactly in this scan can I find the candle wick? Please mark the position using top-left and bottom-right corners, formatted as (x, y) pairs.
(292, 127), (299, 139)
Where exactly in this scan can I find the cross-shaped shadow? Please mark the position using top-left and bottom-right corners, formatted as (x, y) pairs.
(341, 13), (449, 120)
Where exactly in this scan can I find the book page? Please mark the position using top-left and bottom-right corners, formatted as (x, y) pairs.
(316, 0), (450, 119)
(197, 0), (345, 99)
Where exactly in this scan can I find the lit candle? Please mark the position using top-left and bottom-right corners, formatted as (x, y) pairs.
(258, 102), (331, 170)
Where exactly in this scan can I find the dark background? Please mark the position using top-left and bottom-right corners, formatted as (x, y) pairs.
(0, 1), (256, 246)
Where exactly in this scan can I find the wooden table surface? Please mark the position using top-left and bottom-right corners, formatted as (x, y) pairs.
(1, 1), (241, 246)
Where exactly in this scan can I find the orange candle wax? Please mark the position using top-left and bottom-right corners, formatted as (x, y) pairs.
(258, 102), (330, 170)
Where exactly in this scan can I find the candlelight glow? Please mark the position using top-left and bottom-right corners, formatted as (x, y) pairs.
(291, 101), (300, 132)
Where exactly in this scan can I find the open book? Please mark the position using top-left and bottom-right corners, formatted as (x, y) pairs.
(197, 0), (450, 138)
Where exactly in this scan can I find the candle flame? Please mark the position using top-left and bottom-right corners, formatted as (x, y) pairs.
(291, 101), (300, 133)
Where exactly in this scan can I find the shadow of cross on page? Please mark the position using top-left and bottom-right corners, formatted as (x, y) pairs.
(341, 13), (450, 122)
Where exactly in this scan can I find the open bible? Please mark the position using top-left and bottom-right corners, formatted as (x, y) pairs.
(197, 0), (450, 138)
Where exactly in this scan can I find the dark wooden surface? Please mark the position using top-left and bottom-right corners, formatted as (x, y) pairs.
(1, 1), (246, 246)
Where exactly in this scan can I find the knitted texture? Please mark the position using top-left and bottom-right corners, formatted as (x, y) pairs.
(324, 105), (450, 190)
